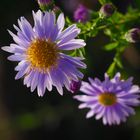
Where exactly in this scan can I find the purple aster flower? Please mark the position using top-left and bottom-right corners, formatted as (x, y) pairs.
(2, 10), (86, 97)
(74, 73), (140, 125)
(74, 4), (90, 23)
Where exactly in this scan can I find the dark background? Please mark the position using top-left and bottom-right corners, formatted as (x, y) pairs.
(0, 0), (140, 140)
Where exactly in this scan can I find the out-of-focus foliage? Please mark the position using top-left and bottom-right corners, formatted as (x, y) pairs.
(66, 2), (140, 77)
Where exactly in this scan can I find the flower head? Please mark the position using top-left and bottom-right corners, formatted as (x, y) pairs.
(2, 10), (86, 97)
(99, 3), (115, 18)
(74, 73), (140, 125)
(74, 4), (90, 23)
(125, 28), (140, 43)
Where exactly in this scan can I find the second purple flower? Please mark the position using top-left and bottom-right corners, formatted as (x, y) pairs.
(74, 73), (140, 125)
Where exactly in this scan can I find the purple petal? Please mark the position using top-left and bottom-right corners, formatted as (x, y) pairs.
(24, 70), (35, 87)
(59, 59), (83, 81)
(50, 24), (59, 42)
(32, 10), (44, 38)
(18, 17), (34, 41)
(8, 30), (29, 47)
(8, 54), (26, 61)
(2, 44), (26, 54)
(46, 12), (56, 39)
(43, 73), (53, 92)
(80, 82), (98, 95)
(57, 13), (65, 32)
(60, 53), (86, 69)
(58, 29), (80, 45)
(15, 63), (29, 80)
(86, 110), (95, 118)
(30, 71), (40, 92)
(95, 107), (105, 120)
(74, 95), (98, 102)
(49, 68), (64, 95)
(58, 39), (86, 50)
(57, 24), (80, 44)
(15, 60), (29, 71)
(37, 73), (46, 97)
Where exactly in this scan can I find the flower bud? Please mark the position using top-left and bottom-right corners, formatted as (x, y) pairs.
(37, 0), (54, 11)
(99, 3), (115, 18)
(37, 0), (52, 5)
(74, 4), (90, 23)
(70, 80), (81, 93)
(53, 6), (62, 16)
(125, 28), (140, 43)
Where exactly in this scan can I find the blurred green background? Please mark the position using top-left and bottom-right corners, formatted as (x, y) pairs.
(0, 0), (140, 140)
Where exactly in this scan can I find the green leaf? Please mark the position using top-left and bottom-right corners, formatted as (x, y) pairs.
(78, 50), (84, 58)
(104, 42), (118, 51)
(65, 17), (72, 26)
(107, 62), (116, 78)
(114, 55), (123, 69)
(104, 28), (112, 36)
(98, 0), (111, 5)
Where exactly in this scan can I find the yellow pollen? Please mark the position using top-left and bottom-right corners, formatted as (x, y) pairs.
(98, 92), (117, 106)
(26, 39), (59, 72)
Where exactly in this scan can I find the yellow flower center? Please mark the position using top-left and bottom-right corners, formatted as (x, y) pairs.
(98, 92), (117, 106)
(26, 39), (59, 72)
